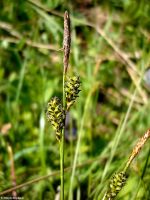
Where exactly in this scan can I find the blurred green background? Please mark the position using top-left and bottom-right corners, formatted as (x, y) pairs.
(0, 0), (150, 199)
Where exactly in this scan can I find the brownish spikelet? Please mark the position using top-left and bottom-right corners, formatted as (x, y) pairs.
(63, 11), (71, 73)
(126, 129), (150, 169)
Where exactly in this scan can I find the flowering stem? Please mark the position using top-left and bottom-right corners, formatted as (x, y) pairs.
(60, 129), (65, 200)
(60, 10), (70, 200)
(60, 71), (66, 200)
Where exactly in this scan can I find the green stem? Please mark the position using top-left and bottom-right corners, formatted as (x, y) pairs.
(68, 84), (98, 200)
(60, 71), (66, 200)
(60, 129), (64, 200)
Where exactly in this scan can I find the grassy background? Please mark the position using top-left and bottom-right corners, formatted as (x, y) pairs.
(0, 0), (150, 199)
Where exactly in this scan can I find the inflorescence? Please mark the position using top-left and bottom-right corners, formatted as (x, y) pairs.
(47, 97), (65, 141)
(65, 76), (81, 111)
(46, 75), (81, 141)
(106, 171), (128, 200)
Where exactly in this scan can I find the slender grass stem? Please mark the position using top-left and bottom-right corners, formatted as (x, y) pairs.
(60, 71), (66, 200)
(68, 83), (99, 200)
(60, 130), (64, 200)
(68, 101), (88, 200)
(60, 10), (70, 200)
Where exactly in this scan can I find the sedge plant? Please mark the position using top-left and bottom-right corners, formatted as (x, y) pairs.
(46, 11), (81, 200)
(103, 129), (150, 200)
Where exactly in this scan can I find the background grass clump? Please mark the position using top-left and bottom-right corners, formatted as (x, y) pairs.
(0, 0), (150, 199)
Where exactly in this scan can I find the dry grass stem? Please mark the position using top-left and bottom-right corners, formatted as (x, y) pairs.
(0, 21), (21, 38)
(27, 0), (63, 17)
(95, 26), (148, 104)
(0, 156), (100, 196)
(0, 37), (59, 51)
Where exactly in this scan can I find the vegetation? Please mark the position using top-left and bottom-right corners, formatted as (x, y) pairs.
(0, 0), (150, 199)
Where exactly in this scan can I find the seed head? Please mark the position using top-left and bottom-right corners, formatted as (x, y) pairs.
(47, 97), (65, 141)
(65, 76), (81, 110)
(106, 171), (128, 199)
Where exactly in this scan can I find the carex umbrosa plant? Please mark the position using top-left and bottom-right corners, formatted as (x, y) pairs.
(46, 11), (81, 200)
(103, 129), (150, 200)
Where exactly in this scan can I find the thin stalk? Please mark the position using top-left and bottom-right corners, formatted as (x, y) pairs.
(60, 130), (65, 200)
(68, 83), (99, 200)
(60, 71), (66, 200)
(60, 10), (71, 200)
(68, 98), (88, 200)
